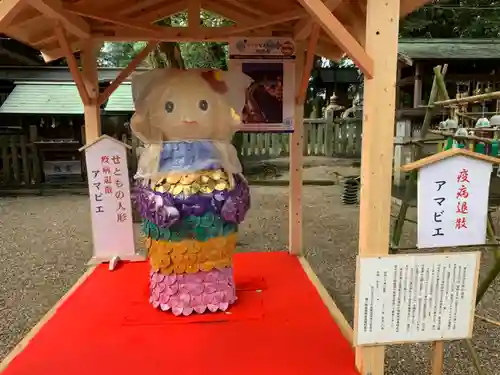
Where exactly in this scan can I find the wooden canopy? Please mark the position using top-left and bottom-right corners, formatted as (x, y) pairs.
(0, 1), (434, 375)
(1, 0), (427, 68)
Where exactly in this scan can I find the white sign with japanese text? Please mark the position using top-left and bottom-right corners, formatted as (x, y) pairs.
(83, 137), (136, 262)
(355, 252), (480, 346)
(417, 155), (492, 248)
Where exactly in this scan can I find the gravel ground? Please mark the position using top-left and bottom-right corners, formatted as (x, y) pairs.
(1, 163), (500, 374)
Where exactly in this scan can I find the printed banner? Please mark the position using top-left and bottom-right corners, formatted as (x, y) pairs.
(229, 38), (295, 133)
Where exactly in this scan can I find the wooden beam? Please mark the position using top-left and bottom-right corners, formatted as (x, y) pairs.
(203, 0), (258, 25)
(294, 0), (342, 40)
(54, 24), (90, 105)
(431, 341), (445, 375)
(298, 256), (354, 344)
(64, 6), (229, 40)
(41, 37), (84, 61)
(400, 0), (432, 17)
(188, 0), (201, 32)
(224, 0), (268, 17)
(354, 0), (401, 374)
(81, 39), (101, 143)
(134, 1), (186, 24)
(0, 0), (27, 29)
(296, 0), (374, 78)
(27, 0), (90, 39)
(98, 42), (157, 106)
(113, 0), (184, 21)
(296, 23), (320, 104)
(120, 0), (177, 17)
(63, 6), (168, 33)
(315, 40), (343, 61)
(90, 26), (231, 42)
(5, 5), (38, 26)
(219, 8), (307, 36)
(289, 42), (306, 255)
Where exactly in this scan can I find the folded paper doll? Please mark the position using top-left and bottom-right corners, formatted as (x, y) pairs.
(131, 68), (251, 316)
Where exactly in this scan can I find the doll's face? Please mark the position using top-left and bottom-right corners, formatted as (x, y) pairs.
(151, 72), (229, 140)
(131, 69), (251, 143)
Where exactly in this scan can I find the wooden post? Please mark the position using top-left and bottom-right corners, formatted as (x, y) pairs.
(393, 119), (411, 186)
(28, 125), (41, 184)
(289, 42), (306, 255)
(354, 0), (400, 374)
(324, 107), (334, 156)
(81, 40), (102, 144)
(413, 62), (422, 108)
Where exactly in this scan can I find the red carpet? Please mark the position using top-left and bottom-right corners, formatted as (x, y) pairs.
(3, 252), (358, 375)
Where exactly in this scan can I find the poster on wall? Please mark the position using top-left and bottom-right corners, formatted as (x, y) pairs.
(229, 38), (295, 132)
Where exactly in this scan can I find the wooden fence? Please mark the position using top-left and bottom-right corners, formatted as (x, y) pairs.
(240, 118), (362, 159)
(0, 133), (41, 187)
(0, 118), (362, 189)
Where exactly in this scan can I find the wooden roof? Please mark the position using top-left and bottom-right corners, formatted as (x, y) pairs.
(399, 38), (500, 60)
(0, 0), (430, 65)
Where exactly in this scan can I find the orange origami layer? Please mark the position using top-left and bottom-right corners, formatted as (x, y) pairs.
(147, 234), (237, 275)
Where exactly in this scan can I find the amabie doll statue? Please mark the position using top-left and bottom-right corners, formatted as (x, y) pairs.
(131, 68), (251, 316)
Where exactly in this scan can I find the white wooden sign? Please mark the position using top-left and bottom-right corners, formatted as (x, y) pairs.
(417, 155), (492, 248)
(80, 135), (140, 264)
(229, 37), (295, 133)
(355, 252), (480, 346)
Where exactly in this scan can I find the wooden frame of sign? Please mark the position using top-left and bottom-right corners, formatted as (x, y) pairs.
(79, 135), (146, 265)
(354, 252), (481, 346)
(401, 148), (500, 249)
(228, 37), (296, 133)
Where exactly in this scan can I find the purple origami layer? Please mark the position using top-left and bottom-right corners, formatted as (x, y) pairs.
(132, 174), (250, 228)
(149, 267), (236, 316)
(221, 177), (251, 224)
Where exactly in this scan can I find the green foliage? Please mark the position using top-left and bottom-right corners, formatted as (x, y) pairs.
(401, 0), (500, 38)
(98, 11), (231, 69)
(98, 42), (147, 67)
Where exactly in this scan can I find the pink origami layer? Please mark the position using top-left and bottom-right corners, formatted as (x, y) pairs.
(149, 267), (237, 316)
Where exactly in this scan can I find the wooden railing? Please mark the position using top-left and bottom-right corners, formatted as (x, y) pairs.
(240, 118), (362, 159)
(0, 118), (362, 189)
(0, 134), (41, 187)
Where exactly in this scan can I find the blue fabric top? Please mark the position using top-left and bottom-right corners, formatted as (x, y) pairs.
(158, 141), (221, 172)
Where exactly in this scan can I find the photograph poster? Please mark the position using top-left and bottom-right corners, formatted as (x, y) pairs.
(229, 38), (295, 132)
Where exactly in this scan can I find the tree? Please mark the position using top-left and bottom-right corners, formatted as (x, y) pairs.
(98, 11), (231, 69)
(401, 0), (500, 38)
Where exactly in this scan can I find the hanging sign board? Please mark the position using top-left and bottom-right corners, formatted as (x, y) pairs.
(416, 155), (492, 248)
(401, 149), (500, 249)
(355, 252), (480, 346)
(80, 135), (142, 264)
(229, 37), (295, 133)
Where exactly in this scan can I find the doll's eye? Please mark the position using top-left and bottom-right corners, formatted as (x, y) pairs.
(199, 100), (208, 111)
(165, 101), (174, 113)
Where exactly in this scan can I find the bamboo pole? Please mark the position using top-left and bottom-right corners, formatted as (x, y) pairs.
(434, 90), (500, 107)
(476, 315), (500, 327)
(433, 66), (449, 102)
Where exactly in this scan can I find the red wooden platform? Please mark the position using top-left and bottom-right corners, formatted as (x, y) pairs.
(1, 252), (358, 375)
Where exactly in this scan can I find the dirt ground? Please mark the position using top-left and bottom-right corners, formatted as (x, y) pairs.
(1, 160), (500, 374)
